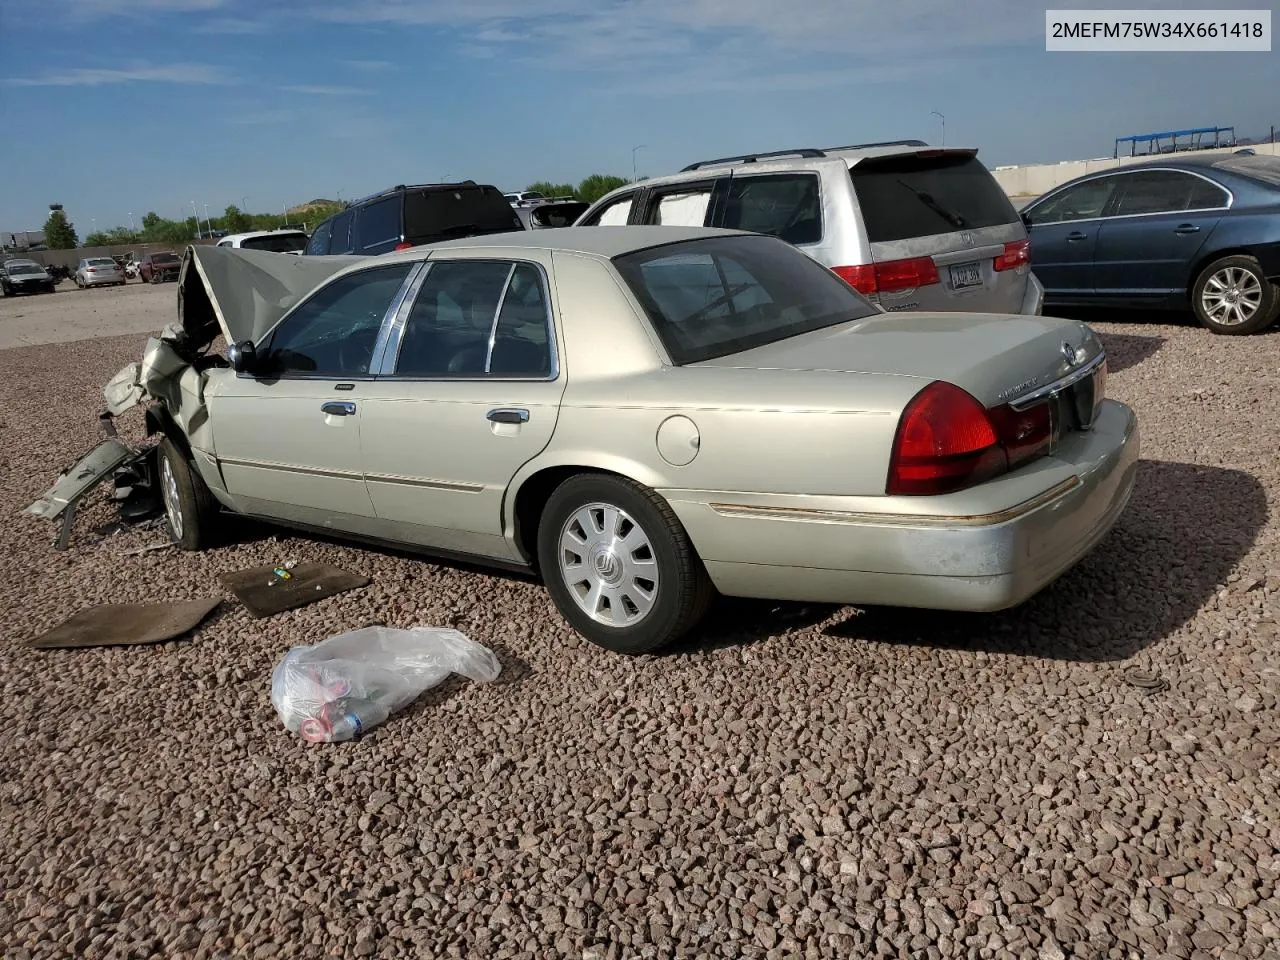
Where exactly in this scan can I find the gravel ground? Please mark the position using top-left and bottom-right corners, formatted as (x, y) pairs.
(0, 313), (1277, 960)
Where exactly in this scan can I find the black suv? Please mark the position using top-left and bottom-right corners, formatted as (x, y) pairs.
(304, 181), (524, 256)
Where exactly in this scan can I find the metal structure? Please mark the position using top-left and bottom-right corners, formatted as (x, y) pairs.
(1113, 126), (1236, 158)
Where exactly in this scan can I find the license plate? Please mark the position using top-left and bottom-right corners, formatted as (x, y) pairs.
(949, 262), (983, 289)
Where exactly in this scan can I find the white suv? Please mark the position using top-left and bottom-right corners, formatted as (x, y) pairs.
(216, 229), (309, 255)
(574, 141), (1043, 315)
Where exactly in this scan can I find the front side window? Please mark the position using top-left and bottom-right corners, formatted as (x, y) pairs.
(613, 234), (877, 364)
(1028, 177), (1119, 224)
(393, 260), (553, 377)
(582, 194), (635, 226)
(261, 263), (414, 377)
(720, 174), (822, 245)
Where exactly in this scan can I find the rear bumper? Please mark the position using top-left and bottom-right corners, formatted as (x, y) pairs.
(663, 399), (1139, 612)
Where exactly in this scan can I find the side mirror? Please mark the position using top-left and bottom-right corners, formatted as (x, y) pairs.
(227, 340), (257, 373)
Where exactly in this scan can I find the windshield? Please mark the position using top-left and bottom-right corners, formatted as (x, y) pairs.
(151, 253), (180, 263)
(241, 233), (308, 253)
(612, 234), (879, 364)
(7, 263), (44, 275)
(851, 152), (1018, 242)
(404, 185), (524, 243)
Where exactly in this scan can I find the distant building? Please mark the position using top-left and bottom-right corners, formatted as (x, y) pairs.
(1, 230), (46, 250)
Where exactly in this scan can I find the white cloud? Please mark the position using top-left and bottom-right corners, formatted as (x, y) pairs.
(342, 59), (397, 71)
(281, 84), (373, 96)
(2, 64), (230, 87)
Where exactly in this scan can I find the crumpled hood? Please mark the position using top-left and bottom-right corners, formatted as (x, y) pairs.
(178, 243), (362, 348)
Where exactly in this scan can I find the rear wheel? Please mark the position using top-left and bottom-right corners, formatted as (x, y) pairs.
(1191, 255), (1279, 335)
(536, 474), (712, 655)
(157, 437), (221, 551)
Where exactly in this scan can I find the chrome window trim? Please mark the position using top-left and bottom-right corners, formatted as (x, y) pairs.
(378, 257), (561, 384)
(236, 260), (423, 381)
(369, 260), (428, 375)
(1024, 167), (1234, 226)
(484, 263), (519, 374)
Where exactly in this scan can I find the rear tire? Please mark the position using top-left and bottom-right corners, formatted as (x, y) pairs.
(536, 474), (713, 655)
(1191, 254), (1279, 335)
(157, 437), (221, 551)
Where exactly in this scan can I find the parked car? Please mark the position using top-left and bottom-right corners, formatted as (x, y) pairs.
(304, 181), (524, 257)
(1020, 154), (1280, 334)
(138, 252), (181, 284)
(504, 190), (546, 206)
(574, 141), (1044, 316)
(516, 198), (591, 230)
(0, 258), (57, 295)
(62, 227), (1136, 654)
(216, 229), (309, 254)
(74, 257), (126, 288)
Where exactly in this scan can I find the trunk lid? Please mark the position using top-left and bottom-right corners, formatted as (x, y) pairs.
(694, 310), (1104, 409)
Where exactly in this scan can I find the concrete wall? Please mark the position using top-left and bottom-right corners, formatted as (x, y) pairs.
(993, 142), (1280, 199)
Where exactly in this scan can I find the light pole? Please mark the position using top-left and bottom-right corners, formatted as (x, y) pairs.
(128, 211), (135, 233)
(190, 200), (200, 237)
(632, 144), (647, 183)
(203, 202), (212, 237)
(930, 111), (946, 147)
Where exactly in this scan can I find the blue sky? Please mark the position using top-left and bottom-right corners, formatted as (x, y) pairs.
(0, 0), (1276, 234)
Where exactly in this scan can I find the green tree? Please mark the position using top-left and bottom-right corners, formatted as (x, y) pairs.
(43, 210), (79, 249)
(141, 211), (162, 232)
(83, 227), (139, 247)
(526, 181), (577, 200)
(577, 174), (630, 204)
(223, 205), (253, 233)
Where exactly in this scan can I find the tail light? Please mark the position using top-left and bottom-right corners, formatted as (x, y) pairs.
(394, 241), (413, 251)
(832, 256), (939, 296)
(887, 381), (1055, 496)
(993, 238), (1030, 272)
(87, 267), (97, 273)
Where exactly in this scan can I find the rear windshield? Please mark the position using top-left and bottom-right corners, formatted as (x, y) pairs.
(1212, 154), (1280, 187)
(530, 202), (589, 227)
(612, 234), (878, 365)
(403, 186), (524, 243)
(851, 153), (1018, 242)
(241, 233), (308, 253)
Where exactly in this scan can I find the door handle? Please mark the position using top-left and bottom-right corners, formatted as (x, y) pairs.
(1066, 231), (1088, 241)
(1174, 223), (1201, 235)
(486, 408), (529, 425)
(321, 401), (357, 417)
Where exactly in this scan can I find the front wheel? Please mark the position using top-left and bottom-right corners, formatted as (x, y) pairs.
(157, 437), (221, 551)
(537, 474), (712, 655)
(1191, 255), (1279, 335)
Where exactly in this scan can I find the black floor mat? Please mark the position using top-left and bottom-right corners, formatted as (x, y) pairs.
(219, 562), (370, 618)
(29, 597), (222, 649)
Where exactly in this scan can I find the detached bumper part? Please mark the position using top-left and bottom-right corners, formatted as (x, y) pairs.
(24, 436), (148, 550)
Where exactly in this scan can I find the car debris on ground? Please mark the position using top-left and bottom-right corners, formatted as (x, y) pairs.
(27, 597), (222, 649)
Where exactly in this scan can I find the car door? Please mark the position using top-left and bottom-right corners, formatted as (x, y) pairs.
(1092, 170), (1228, 299)
(358, 254), (566, 561)
(207, 261), (418, 529)
(1024, 175), (1120, 299)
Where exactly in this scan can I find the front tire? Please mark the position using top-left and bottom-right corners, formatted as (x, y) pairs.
(157, 437), (221, 551)
(537, 474), (712, 654)
(1191, 255), (1279, 335)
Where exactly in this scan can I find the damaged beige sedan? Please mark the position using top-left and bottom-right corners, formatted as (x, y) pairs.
(28, 227), (1140, 653)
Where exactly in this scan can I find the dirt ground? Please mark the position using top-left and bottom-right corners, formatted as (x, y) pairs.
(0, 292), (1277, 959)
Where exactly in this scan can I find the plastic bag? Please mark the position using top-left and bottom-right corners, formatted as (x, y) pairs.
(270, 626), (501, 743)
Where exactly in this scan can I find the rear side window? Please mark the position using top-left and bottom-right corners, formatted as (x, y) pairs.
(721, 174), (822, 245)
(852, 153), (1018, 242)
(1112, 171), (1229, 216)
(530, 202), (589, 228)
(329, 210), (355, 254)
(582, 194), (635, 226)
(356, 197), (401, 254)
(306, 222), (332, 255)
(647, 187), (713, 227)
(403, 186), (523, 244)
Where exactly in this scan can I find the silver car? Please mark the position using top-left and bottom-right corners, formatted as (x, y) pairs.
(33, 228), (1136, 654)
(576, 141), (1044, 316)
(75, 257), (126, 288)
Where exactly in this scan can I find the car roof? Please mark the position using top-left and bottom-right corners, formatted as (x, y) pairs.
(221, 229), (308, 243)
(372, 225), (753, 262)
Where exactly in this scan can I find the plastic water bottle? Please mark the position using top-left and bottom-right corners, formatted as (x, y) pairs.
(323, 699), (390, 742)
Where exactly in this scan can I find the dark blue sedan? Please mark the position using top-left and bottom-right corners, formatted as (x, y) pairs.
(1021, 153), (1280, 335)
